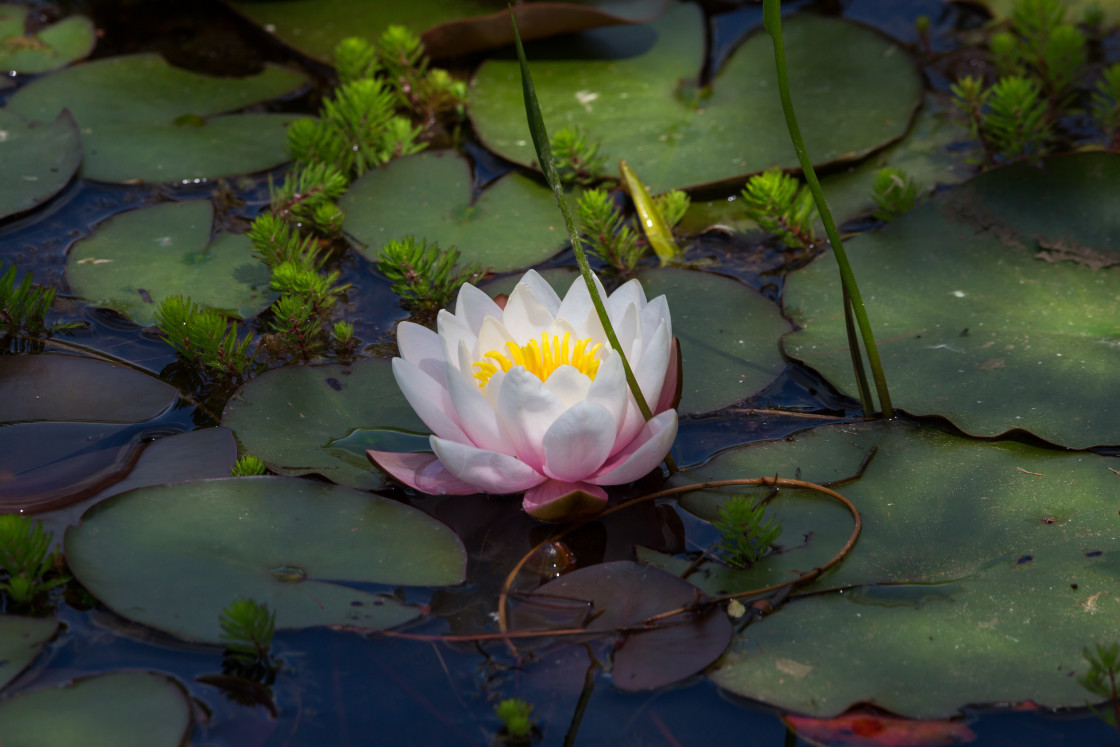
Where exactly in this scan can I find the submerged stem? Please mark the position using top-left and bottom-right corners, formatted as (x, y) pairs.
(762, 0), (893, 417)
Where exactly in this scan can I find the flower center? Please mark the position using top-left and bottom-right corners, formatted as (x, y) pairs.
(473, 332), (602, 388)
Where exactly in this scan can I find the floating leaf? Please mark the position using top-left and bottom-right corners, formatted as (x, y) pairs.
(783, 153), (1120, 449)
(0, 5), (95, 74)
(341, 151), (573, 273)
(66, 200), (274, 327)
(637, 268), (789, 414)
(470, 7), (921, 193)
(0, 354), (180, 513)
(222, 359), (427, 491)
(511, 560), (731, 691)
(783, 711), (978, 746)
(66, 476), (467, 643)
(0, 616), (58, 691)
(5, 53), (306, 182)
(664, 421), (1120, 716)
(226, 0), (669, 61)
(0, 672), (191, 747)
(0, 110), (81, 220)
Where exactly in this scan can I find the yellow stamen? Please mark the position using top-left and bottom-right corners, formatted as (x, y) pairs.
(473, 332), (601, 388)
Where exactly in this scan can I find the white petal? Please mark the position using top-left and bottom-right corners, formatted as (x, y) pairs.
(445, 360), (514, 455)
(430, 436), (546, 493)
(503, 275), (558, 340)
(392, 358), (472, 444)
(590, 410), (677, 486)
(437, 309), (477, 364)
(454, 283), (504, 334)
(514, 270), (562, 316)
(543, 365), (592, 408)
(585, 351), (627, 427)
(495, 366), (565, 472)
(613, 302), (640, 362)
(477, 316), (516, 359)
(614, 319), (672, 446)
(396, 321), (446, 384)
(641, 294), (672, 343)
(541, 401), (616, 482)
(607, 278), (646, 321)
(557, 273), (599, 335)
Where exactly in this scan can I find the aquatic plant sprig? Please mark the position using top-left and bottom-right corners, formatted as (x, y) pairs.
(739, 168), (817, 248)
(155, 296), (254, 378)
(712, 494), (783, 568)
(509, 11), (662, 432)
(219, 597), (276, 666)
(761, 0), (893, 418)
(871, 168), (920, 221)
(495, 698), (535, 742)
(1079, 642), (1120, 737)
(376, 236), (481, 313)
(0, 515), (68, 609)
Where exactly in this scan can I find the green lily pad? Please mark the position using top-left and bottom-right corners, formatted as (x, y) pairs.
(341, 151), (573, 273)
(783, 153), (1120, 449)
(470, 7), (921, 193)
(0, 354), (180, 513)
(0, 110), (81, 220)
(226, 0), (669, 61)
(65, 476), (467, 643)
(964, 0), (1116, 25)
(637, 268), (789, 414)
(0, 5), (95, 74)
(679, 95), (973, 235)
(221, 359), (428, 491)
(647, 421), (1120, 716)
(0, 617), (57, 692)
(5, 53), (306, 183)
(0, 672), (191, 747)
(66, 200), (274, 326)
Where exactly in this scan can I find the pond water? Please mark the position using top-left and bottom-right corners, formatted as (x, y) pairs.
(2, 0), (1120, 744)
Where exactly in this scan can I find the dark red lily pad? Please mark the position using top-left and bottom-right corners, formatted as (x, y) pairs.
(510, 560), (731, 691)
(783, 711), (978, 747)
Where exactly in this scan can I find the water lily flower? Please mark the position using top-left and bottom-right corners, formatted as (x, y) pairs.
(368, 270), (679, 521)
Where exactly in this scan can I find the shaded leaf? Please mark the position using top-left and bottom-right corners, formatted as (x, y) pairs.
(0, 616), (58, 692)
(0, 110), (81, 221)
(511, 560), (731, 691)
(0, 5), (95, 74)
(65, 476), (467, 643)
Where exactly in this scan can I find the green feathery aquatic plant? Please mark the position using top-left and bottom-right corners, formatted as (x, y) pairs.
(712, 494), (783, 568)
(739, 168), (817, 248)
(0, 515), (68, 609)
(376, 236), (481, 313)
(230, 455), (267, 477)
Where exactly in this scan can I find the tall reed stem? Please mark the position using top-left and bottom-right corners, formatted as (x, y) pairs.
(762, 0), (893, 417)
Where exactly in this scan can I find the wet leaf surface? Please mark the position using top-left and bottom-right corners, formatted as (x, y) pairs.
(66, 476), (467, 642)
(341, 151), (573, 273)
(0, 671), (191, 747)
(0, 616), (58, 692)
(783, 711), (978, 746)
(222, 359), (428, 491)
(0, 5), (95, 74)
(784, 153), (1120, 449)
(226, 0), (669, 60)
(656, 421), (1120, 716)
(0, 110), (82, 221)
(5, 53), (306, 182)
(470, 6), (921, 193)
(511, 560), (731, 690)
(66, 200), (275, 326)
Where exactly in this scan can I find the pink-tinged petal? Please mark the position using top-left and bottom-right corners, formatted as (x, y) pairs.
(431, 437), (546, 493)
(543, 364), (591, 408)
(445, 360), (515, 455)
(541, 401), (616, 482)
(590, 410), (677, 486)
(522, 480), (608, 521)
(366, 449), (478, 495)
(612, 302), (640, 362)
(654, 337), (682, 414)
(614, 320), (672, 446)
(392, 358), (472, 445)
(585, 352), (627, 426)
(503, 277), (557, 341)
(455, 283), (504, 335)
(495, 366), (565, 472)
(396, 321), (446, 384)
